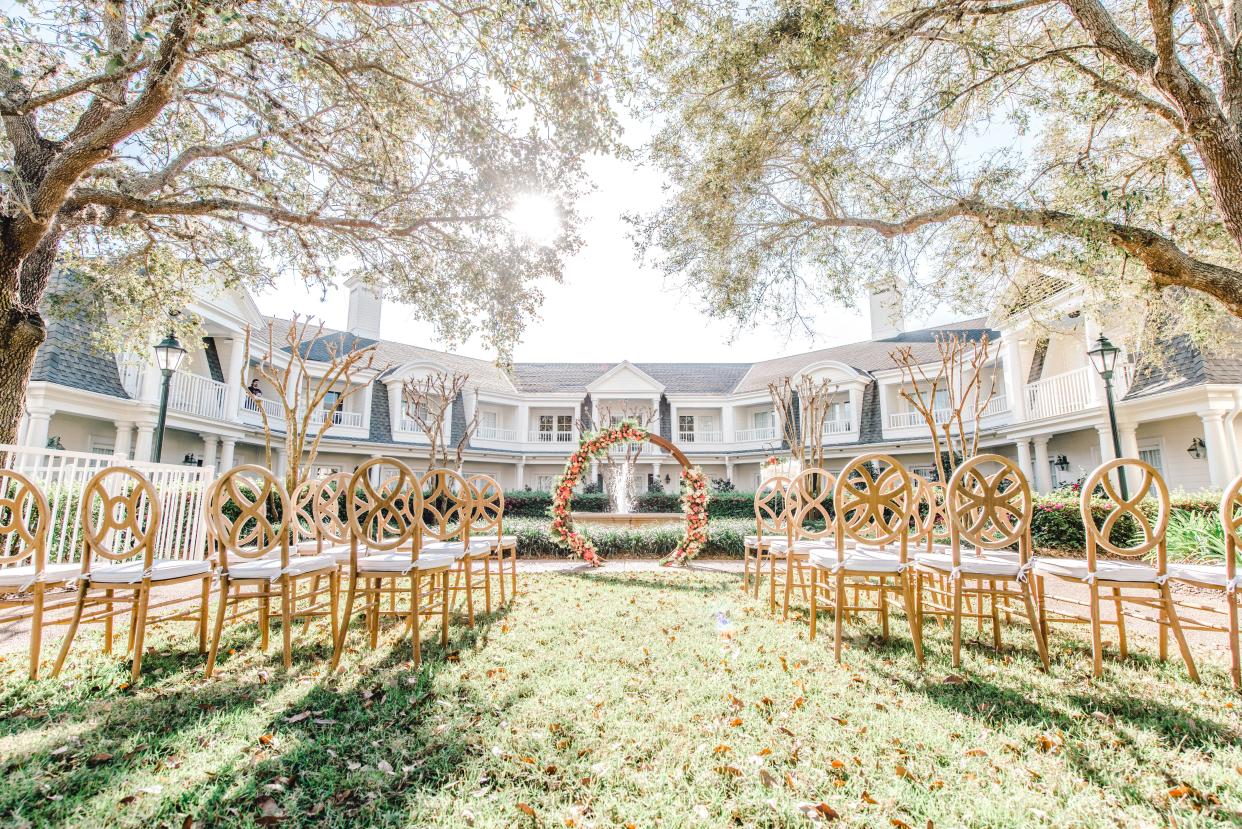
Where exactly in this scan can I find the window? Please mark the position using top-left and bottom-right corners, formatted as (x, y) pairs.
(537, 475), (556, 490)
(679, 414), (695, 438)
(322, 390), (340, 410)
(481, 410), (498, 429)
(753, 410), (773, 429)
(1138, 445), (1165, 477)
(556, 415), (572, 433)
(538, 414), (553, 433)
(88, 436), (115, 455)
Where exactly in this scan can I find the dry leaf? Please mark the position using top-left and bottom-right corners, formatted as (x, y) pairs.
(713, 744), (732, 756)
(891, 820), (912, 829)
(758, 769), (777, 788)
(728, 717), (743, 727)
(715, 764), (743, 777)
(517, 802), (536, 818)
(941, 674), (966, 685)
(861, 791), (878, 805)
(963, 748), (988, 757)
(284, 712), (311, 724)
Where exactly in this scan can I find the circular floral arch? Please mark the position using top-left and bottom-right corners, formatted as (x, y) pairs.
(549, 422), (709, 566)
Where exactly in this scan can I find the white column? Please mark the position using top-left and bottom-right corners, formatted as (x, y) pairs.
(1031, 435), (1052, 493)
(721, 404), (735, 443)
(274, 447), (288, 477)
(134, 423), (155, 462)
(201, 434), (218, 470)
(650, 396), (661, 436)
(668, 401), (679, 441)
(1096, 423), (1116, 466)
(1002, 332), (1027, 421)
(1083, 317), (1106, 404)
(218, 437), (237, 471)
(223, 337), (247, 417)
(1015, 438), (1034, 486)
(516, 402), (530, 442)
(1117, 422), (1139, 461)
(114, 421), (134, 459)
(725, 456), (734, 482)
(515, 459), (526, 489)
(138, 360), (162, 405)
(1202, 412), (1231, 488)
(23, 410), (52, 448)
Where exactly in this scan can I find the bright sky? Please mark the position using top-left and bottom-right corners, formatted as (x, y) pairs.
(254, 123), (961, 364)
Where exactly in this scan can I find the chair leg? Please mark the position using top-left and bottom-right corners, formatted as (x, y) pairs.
(1020, 579), (1050, 671)
(833, 572), (845, 664)
(1228, 589), (1240, 692)
(809, 568), (818, 642)
(990, 580), (1002, 651)
(1159, 583), (1199, 683)
(878, 576), (890, 642)
(483, 557), (493, 615)
(53, 586), (89, 677)
(782, 557), (793, 621)
(769, 555), (778, 614)
(103, 589), (114, 655)
(330, 574), (359, 671)
(328, 570), (340, 648)
(259, 592), (270, 651)
(28, 585), (45, 680)
(510, 548), (517, 598)
(410, 573), (421, 667)
(951, 577), (963, 669)
(1112, 586), (1128, 659)
(205, 576), (231, 678)
(1088, 580), (1104, 678)
(129, 583), (152, 684)
(464, 561), (476, 628)
(198, 576), (210, 654)
(902, 575), (924, 666)
(1036, 575), (1049, 641)
(280, 574), (293, 669)
(440, 571), (450, 648)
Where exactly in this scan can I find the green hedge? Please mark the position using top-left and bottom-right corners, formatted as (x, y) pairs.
(502, 489), (770, 519)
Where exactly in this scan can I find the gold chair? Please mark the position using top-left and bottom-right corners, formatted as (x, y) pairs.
(818, 453), (924, 664)
(913, 454), (1049, 670)
(205, 465), (339, 676)
(419, 468), (489, 627)
(743, 476), (789, 596)
(1160, 473), (1242, 689)
(330, 458), (453, 670)
(0, 469), (77, 679)
(466, 474), (515, 611)
(1032, 459), (1198, 681)
(54, 466), (212, 682)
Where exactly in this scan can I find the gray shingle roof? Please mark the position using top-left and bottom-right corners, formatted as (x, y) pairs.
(510, 362), (751, 394)
(31, 287), (129, 399)
(1123, 334), (1242, 400)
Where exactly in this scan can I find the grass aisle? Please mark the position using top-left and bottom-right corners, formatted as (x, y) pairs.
(1, 570), (1240, 827)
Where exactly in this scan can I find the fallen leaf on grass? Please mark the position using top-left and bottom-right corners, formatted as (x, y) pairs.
(758, 769), (777, 787)
(891, 820), (912, 829)
(87, 752), (113, 766)
(941, 674), (966, 685)
(255, 795), (285, 825)
(861, 792), (878, 805)
(284, 711), (311, 724)
(715, 764), (743, 777)
(963, 748), (988, 758)
(517, 802), (536, 818)
(796, 802), (840, 822)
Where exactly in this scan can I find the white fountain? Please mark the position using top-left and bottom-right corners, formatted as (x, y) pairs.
(570, 453), (682, 529)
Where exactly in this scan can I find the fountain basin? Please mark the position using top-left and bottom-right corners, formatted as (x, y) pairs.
(570, 512), (683, 529)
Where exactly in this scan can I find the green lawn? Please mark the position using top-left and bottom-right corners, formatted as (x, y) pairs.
(1, 570), (1240, 828)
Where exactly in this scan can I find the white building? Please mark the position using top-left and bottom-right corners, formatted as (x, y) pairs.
(20, 279), (1242, 492)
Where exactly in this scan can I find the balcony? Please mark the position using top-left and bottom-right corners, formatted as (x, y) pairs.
(242, 395), (284, 425)
(734, 426), (778, 443)
(1025, 367), (1095, 421)
(397, 416), (430, 441)
(979, 393), (1009, 420)
(528, 430), (576, 444)
(677, 430), (723, 444)
(475, 425), (518, 443)
(821, 416), (852, 436)
(888, 408), (948, 430)
(309, 408), (364, 429)
(168, 372), (228, 420)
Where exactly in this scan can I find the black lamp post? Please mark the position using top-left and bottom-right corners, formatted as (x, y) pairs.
(1087, 333), (1128, 499)
(151, 330), (187, 462)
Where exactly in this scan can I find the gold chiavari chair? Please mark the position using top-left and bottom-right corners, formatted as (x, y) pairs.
(744, 476), (789, 596)
(466, 474), (514, 611)
(817, 454), (924, 664)
(419, 468), (489, 627)
(330, 459), (453, 670)
(204, 465), (339, 676)
(54, 467), (212, 682)
(914, 454), (1049, 670)
(1032, 459), (1198, 681)
(1159, 473), (1241, 690)
(0, 469), (77, 679)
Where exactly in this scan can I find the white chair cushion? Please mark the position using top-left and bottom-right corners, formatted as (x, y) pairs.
(421, 540), (490, 558)
(320, 543), (352, 561)
(1032, 557), (1159, 583)
(808, 549), (905, 574)
(0, 562), (80, 588)
(356, 552), (456, 573)
(90, 558), (212, 584)
(915, 553), (1024, 578)
(228, 555), (335, 581)
(1164, 562), (1234, 588)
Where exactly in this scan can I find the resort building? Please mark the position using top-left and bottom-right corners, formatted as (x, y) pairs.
(20, 279), (1242, 492)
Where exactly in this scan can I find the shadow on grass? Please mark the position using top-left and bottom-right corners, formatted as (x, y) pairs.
(570, 570), (736, 596)
(0, 597), (514, 828)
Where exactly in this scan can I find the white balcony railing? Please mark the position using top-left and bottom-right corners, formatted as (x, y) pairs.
(528, 430), (576, 444)
(608, 442), (661, 456)
(887, 408), (953, 430)
(979, 393), (1009, 419)
(1025, 366), (1095, 421)
(168, 372), (228, 420)
(242, 395), (285, 423)
(734, 426), (778, 443)
(821, 417), (852, 436)
(475, 425), (517, 442)
(309, 408), (364, 429)
(397, 416), (430, 439)
(678, 430), (723, 443)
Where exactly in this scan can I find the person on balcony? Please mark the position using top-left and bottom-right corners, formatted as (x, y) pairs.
(247, 379), (262, 398)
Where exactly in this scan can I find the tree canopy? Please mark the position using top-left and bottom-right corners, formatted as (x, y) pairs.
(633, 0), (1242, 346)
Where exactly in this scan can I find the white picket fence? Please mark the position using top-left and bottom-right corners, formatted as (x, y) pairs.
(0, 444), (214, 565)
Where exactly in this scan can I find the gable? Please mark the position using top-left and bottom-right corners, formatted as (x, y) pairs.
(586, 361), (665, 395)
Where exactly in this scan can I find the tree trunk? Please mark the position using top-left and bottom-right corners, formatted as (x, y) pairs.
(0, 304), (46, 445)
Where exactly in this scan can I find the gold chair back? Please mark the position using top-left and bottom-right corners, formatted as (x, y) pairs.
(1221, 473), (1242, 583)
(834, 453), (911, 555)
(207, 465), (290, 572)
(419, 468), (474, 545)
(312, 472), (352, 547)
(753, 475), (790, 544)
(79, 467), (162, 570)
(945, 454), (1032, 560)
(1080, 458), (1169, 570)
(348, 458), (420, 554)
(788, 468), (837, 545)
(466, 474), (504, 543)
(290, 478), (319, 546)
(0, 469), (50, 571)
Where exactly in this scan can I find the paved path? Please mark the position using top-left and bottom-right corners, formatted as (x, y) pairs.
(1, 559), (1235, 672)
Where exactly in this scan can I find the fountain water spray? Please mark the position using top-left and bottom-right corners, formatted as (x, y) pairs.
(608, 459), (634, 514)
